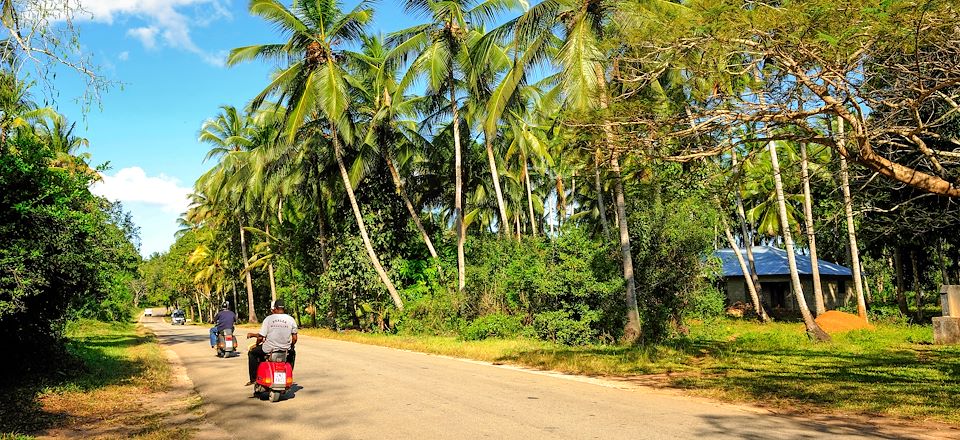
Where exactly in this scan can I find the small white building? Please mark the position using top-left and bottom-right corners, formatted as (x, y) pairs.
(715, 246), (855, 311)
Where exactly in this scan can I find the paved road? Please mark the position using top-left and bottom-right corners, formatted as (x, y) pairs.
(142, 316), (945, 440)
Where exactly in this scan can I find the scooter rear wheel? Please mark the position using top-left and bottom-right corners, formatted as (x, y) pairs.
(270, 391), (281, 402)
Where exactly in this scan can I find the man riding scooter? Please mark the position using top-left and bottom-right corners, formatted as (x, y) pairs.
(210, 301), (237, 354)
(245, 299), (297, 386)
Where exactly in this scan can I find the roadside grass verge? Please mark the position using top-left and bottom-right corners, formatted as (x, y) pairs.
(0, 319), (193, 439)
(296, 319), (960, 424)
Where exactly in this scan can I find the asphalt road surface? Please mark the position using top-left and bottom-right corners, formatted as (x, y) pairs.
(142, 315), (943, 440)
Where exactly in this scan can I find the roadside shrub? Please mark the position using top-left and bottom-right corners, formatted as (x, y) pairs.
(686, 285), (726, 320)
(459, 313), (523, 340)
(532, 308), (600, 345)
(629, 193), (719, 343)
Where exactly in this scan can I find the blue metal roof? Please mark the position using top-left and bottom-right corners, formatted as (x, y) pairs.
(715, 246), (852, 277)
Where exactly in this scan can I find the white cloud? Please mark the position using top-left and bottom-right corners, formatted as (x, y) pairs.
(91, 167), (192, 214)
(118, 51), (129, 61)
(79, 0), (231, 66)
(126, 27), (159, 49)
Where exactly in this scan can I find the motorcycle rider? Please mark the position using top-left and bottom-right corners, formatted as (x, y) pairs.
(210, 301), (237, 348)
(246, 299), (297, 386)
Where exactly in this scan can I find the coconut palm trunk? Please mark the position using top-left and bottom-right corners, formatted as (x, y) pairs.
(800, 143), (826, 315)
(770, 142), (830, 341)
(231, 282), (238, 319)
(594, 151), (611, 239)
(485, 133), (511, 237)
(837, 122), (867, 320)
(721, 216), (764, 318)
(266, 223), (278, 302)
(732, 153), (769, 322)
(451, 82), (466, 291)
(239, 223), (258, 323)
(593, 68), (641, 341)
(894, 246), (910, 316)
(331, 127), (404, 311)
(524, 159), (537, 236)
(611, 152), (641, 342)
(385, 151), (439, 259)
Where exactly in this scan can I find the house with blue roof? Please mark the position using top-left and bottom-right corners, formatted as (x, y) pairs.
(714, 246), (854, 311)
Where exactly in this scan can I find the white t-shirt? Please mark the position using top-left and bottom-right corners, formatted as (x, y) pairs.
(259, 313), (298, 353)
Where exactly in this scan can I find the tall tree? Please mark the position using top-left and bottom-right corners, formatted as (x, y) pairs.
(198, 105), (260, 322)
(228, 0), (404, 310)
(390, 0), (521, 290)
(799, 142), (826, 315)
(351, 35), (440, 259)
(770, 142), (830, 341)
(837, 121), (868, 321)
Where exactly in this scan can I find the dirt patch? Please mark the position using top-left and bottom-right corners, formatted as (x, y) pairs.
(815, 310), (875, 334)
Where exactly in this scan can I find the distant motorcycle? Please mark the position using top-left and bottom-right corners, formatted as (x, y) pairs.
(215, 328), (238, 358)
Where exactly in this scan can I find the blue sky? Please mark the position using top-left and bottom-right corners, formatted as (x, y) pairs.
(55, 0), (417, 256)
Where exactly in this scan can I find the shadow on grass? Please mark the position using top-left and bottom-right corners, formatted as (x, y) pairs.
(0, 329), (155, 436)
(494, 326), (960, 423)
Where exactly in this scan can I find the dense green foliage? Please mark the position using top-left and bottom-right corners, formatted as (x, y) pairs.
(1, 134), (140, 369)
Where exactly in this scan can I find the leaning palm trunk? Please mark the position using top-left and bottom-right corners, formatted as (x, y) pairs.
(721, 216), (764, 319)
(451, 82), (466, 291)
(266, 223), (277, 302)
(770, 143), (830, 341)
(385, 152), (439, 259)
(239, 223), (258, 323)
(484, 133), (511, 237)
(800, 143), (826, 315)
(730, 150), (769, 321)
(524, 158), (537, 236)
(837, 122), (868, 320)
(331, 127), (404, 311)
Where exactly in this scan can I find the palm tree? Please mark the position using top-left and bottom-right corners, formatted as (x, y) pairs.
(799, 142), (826, 315)
(389, 0), (521, 290)
(228, 0), (404, 310)
(198, 105), (260, 322)
(505, 0), (654, 341)
(730, 148), (770, 322)
(350, 34), (440, 259)
(836, 121), (867, 321)
(769, 142), (830, 341)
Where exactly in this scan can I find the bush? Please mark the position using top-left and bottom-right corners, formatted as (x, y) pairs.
(459, 313), (523, 341)
(532, 309), (600, 346)
(629, 193), (719, 342)
(686, 285), (726, 320)
(396, 294), (463, 335)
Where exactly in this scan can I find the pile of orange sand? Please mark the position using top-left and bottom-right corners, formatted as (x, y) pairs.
(814, 310), (875, 333)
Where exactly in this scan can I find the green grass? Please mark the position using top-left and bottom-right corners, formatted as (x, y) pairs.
(0, 319), (189, 439)
(298, 319), (960, 424)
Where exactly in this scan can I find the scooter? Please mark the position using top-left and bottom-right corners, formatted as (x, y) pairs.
(215, 328), (238, 358)
(253, 349), (293, 402)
